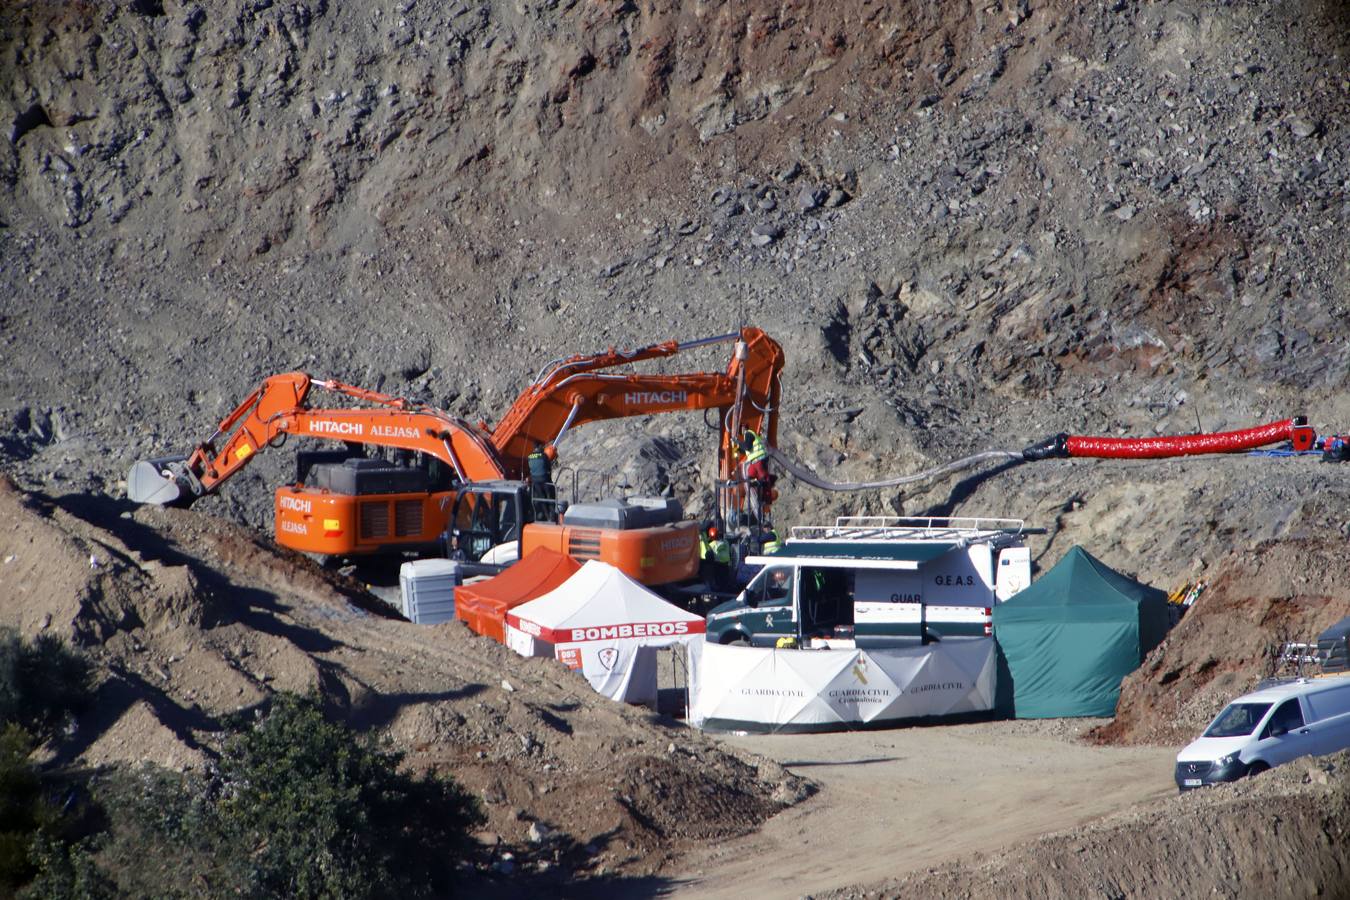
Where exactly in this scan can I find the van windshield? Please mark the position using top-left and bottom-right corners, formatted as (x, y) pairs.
(1203, 702), (1273, 738)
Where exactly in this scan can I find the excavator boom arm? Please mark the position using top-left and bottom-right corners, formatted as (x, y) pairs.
(177, 372), (312, 494)
(722, 326), (784, 479)
(129, 328), (784, 508)
(491, 327), (784, 478)
(279, 411), (505, 482)
(129, 373), (505, 505)
(493, 372), (733, 461)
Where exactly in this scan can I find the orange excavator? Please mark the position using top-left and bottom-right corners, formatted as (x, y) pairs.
(490, 327), (782, 483)
(128, 329), (784, 586)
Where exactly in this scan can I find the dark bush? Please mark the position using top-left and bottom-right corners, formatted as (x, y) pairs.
(91, 766), (223, 899)
(214, 693), (483, 899)
(94, 692), (483, 899)
(0, 725), (47, 893)
(0, 627), (95, 899)
(0, 628), (94, 741)
(17, 831), (113, 900)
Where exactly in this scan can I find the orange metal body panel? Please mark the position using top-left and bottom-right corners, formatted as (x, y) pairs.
(520, 519), (700, 585)
(491, 327), (783, 481)
(274, 485), (454, 555)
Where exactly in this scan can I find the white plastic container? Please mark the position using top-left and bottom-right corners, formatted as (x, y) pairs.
(399, 559), (461, 625)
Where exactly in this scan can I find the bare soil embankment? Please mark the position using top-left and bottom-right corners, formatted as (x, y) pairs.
(0, 474), (808, 886)
(823, 751), (1350, 900)
(1095, 533), (1350, 748)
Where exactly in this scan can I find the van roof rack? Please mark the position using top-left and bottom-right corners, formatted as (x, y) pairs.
(788, 516), (1039, 545)
(1261, 640), (1324, 687)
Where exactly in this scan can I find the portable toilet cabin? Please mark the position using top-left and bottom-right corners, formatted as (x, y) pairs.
(399, 559), (461, 625)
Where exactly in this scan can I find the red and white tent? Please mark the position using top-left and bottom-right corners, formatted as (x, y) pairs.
(505, 560), (705, 703)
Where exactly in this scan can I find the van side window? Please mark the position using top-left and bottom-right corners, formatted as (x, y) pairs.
(753, 567), (792, 605)
(1263, 699), (1305, 738)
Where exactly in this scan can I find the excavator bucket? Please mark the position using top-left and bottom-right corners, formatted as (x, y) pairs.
(127, 455), (192, 506)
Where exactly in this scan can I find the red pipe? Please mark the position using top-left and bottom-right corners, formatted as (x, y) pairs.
(1066, 418), (1308, 459)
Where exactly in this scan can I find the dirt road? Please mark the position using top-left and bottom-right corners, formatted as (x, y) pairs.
(663, 720), (1177, 899)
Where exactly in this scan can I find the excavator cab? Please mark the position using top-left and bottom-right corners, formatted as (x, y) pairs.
(442, 482), (703, 588)
(445, 482), (532, 572)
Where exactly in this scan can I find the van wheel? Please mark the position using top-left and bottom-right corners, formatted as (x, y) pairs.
(1246, 761), (1269, 778)
(720, 633), (749, 647)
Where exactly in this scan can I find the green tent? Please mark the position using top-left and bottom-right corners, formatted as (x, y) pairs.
(992, 546), (1170, 718)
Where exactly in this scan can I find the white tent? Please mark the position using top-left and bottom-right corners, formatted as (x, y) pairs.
(504, 560), (705, 703)
(688, 639), (996, 733)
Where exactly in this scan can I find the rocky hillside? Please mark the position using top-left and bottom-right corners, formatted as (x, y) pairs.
(3, 0), (1347, 540)
(3, 0), (1348, 729)
(4, 1), (1350, 892)
(1, 0), (1348, 703)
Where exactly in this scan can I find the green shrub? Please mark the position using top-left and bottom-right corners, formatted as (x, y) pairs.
(0, 724), (45, 893)
(91, 765), (223, 899)
(0, 628), (93, 741)
(215, 693), (483, 899)
(18, 832), (114, 900)
(94, 693), (484, 899)
(0, 724), (96, 898)
(0, 632), (98, 896)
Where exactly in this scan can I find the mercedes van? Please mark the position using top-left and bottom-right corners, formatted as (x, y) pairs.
(1174, 675), (1350, 790)
(704, 516), (1035, 648)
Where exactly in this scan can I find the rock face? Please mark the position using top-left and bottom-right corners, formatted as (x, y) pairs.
(2, 1), (1347, 541)
(2, 2), (1350, 890)
(2, 0), (1348, 712)
(0, 0), (1345, 588)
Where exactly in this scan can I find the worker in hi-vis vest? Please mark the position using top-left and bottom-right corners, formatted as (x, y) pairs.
(737, 429), (776, 519)
(699, 521), (732, 590)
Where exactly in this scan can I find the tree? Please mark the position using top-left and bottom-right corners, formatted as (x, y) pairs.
(0, 628), (93, 741)
(0, 631), (96, 897)
(214, 692), (482, 899)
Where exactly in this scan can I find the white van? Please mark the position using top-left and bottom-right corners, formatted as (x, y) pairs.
(705, 516), (1034, 648)
(1174, 675), (1350, 790)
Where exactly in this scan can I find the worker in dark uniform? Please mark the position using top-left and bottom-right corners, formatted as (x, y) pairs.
(527, 442), (556, 521)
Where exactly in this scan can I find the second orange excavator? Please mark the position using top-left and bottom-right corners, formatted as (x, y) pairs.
(128, 329), (784, 587)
